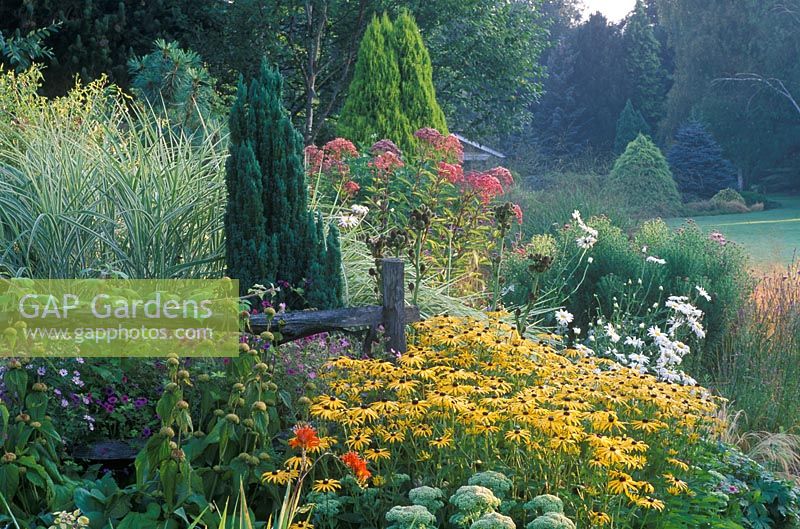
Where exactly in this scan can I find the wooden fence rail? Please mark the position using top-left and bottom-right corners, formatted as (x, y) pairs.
(248, 258), (419, 354)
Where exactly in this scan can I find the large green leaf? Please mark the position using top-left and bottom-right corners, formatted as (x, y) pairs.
(0, 465), (19, 503)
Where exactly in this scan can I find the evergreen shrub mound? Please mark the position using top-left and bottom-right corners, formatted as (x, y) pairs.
(606, 134), (681, 218)
(667, 121), (738, 200)
(711, 188), (745, 205)
(225, 60), (342, 308)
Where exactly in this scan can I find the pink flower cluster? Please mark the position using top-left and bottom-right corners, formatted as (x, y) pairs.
(709, 231), (727, 246)
(304, 138), (359, 175)
(414, 127), (464, 163)
(370, 139), (402, 157)
(370, 151), (404, 173)
(460, 167), (522, 204)
(437, 161), (464, 184)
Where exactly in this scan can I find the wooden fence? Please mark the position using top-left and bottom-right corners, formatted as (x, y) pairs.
(248, 258), (420, 354)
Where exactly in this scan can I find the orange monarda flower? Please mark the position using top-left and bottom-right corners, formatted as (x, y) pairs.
(288, 424), (321, 451)
(340, 451), (371, 482)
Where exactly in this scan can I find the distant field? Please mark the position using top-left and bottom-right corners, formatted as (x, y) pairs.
(666, 195), (800, 267)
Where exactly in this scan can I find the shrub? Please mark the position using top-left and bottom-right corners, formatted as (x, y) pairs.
(606, 134), (681, 218)
(225, 61), (342, 307)
(711, 188), (745, 205)
(667, 121), (738, 200)
(740, 190), (782, 210)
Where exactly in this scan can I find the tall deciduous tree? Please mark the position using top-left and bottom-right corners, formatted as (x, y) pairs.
(667, 121), (738, 199)
(225, 61), (342, 307)
(624, 0), (668, 128)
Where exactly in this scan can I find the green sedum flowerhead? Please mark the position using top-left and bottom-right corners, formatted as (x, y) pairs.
(307, 491), (343, 519)
(470, 511), (516, 529)
(526, 513), (576, 529)
(524, 494), (564, 515)
(409, 485), (445, 513)
(449, 485), (502, 527)
(386, 505), (438, 529)
(468, 471), (513, 499)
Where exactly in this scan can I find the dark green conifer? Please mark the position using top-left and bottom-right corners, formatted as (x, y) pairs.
(614, 99), (651, 154)
(225, 60), (342, 307)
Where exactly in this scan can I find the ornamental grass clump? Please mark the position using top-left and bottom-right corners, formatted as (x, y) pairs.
(308, 315), (721, 527)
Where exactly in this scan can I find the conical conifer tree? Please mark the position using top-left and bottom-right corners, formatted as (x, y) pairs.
(225, 60), (342, 307)
(607, 134), (681, 217)
(614, 99), (651, 153)
(624, 0), (667, 127)
(393, 10), (448, 135)
(338, 14), (412, 149)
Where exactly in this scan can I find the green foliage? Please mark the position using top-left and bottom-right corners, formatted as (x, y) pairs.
(0, 362), (77, 527)
(712, 189), (745, 205)
(657, 0), (800, 188)
(225, 61), (342, 307)
(128, 39), (222, 131)
(667, 121), (739, 199)
(0, 0), (217, 96)
(623, 0), (668, 128)
(337, 14), (413, 150)
(606, 134), (681, 218)
(0, 67), (226, 279)
(0, 23), (58, 72)
(393, 10), (448, 136)
(613, 100), (650, 154)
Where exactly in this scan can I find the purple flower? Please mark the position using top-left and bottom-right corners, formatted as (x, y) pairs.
(142, 427), (152, 438)
(107, 396), (118, 404)
(121, 395), (129, 404)
(60, 399), (69, 408)
(134, 397), (148, 408)
(37, 366), (46, 376)
(103, 403), (115, 413)
(59, 369), (68, 377)
(105, 387), (115, 396)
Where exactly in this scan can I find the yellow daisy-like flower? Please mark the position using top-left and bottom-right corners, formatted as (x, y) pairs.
(630, 495), (665, 511)
(607, 471), (639, 496)
(284, 456), (311, 471)
(429, 433), (453, 449)
(346, 432), (372, 451)
(667, 458), (690, 471)
(380, 430), (406, 444)
(417, 450), (432, 462)
(312, 479), (342, 493)
(587, 510), (611, 526)
(363, 448), (391, 462)
(630, 418), (666, 433)
(290, 520), (314, 529)
(261, 469), (297, 485)
(504, 427), (531, 444)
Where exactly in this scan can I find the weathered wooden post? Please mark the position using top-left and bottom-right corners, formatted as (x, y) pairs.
(381, 258), (406, 354)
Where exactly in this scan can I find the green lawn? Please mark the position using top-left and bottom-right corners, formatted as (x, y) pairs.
(666, 195), (800, 267)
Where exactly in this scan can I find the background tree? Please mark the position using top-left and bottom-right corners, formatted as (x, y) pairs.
(129, 40), (221, 131)
(623, 0), (668, 128)
(667, 121), (738, 199)
(656, 0), (800, 189)
(0, 0), (216, 95)
(337, 14), (412, 149)
(568, 13), (630, 153)
(393, 10), (448, 135)
(606, 134), (681, 217)
(614, 99), (650, 154)
(225, 61), (342, 307)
